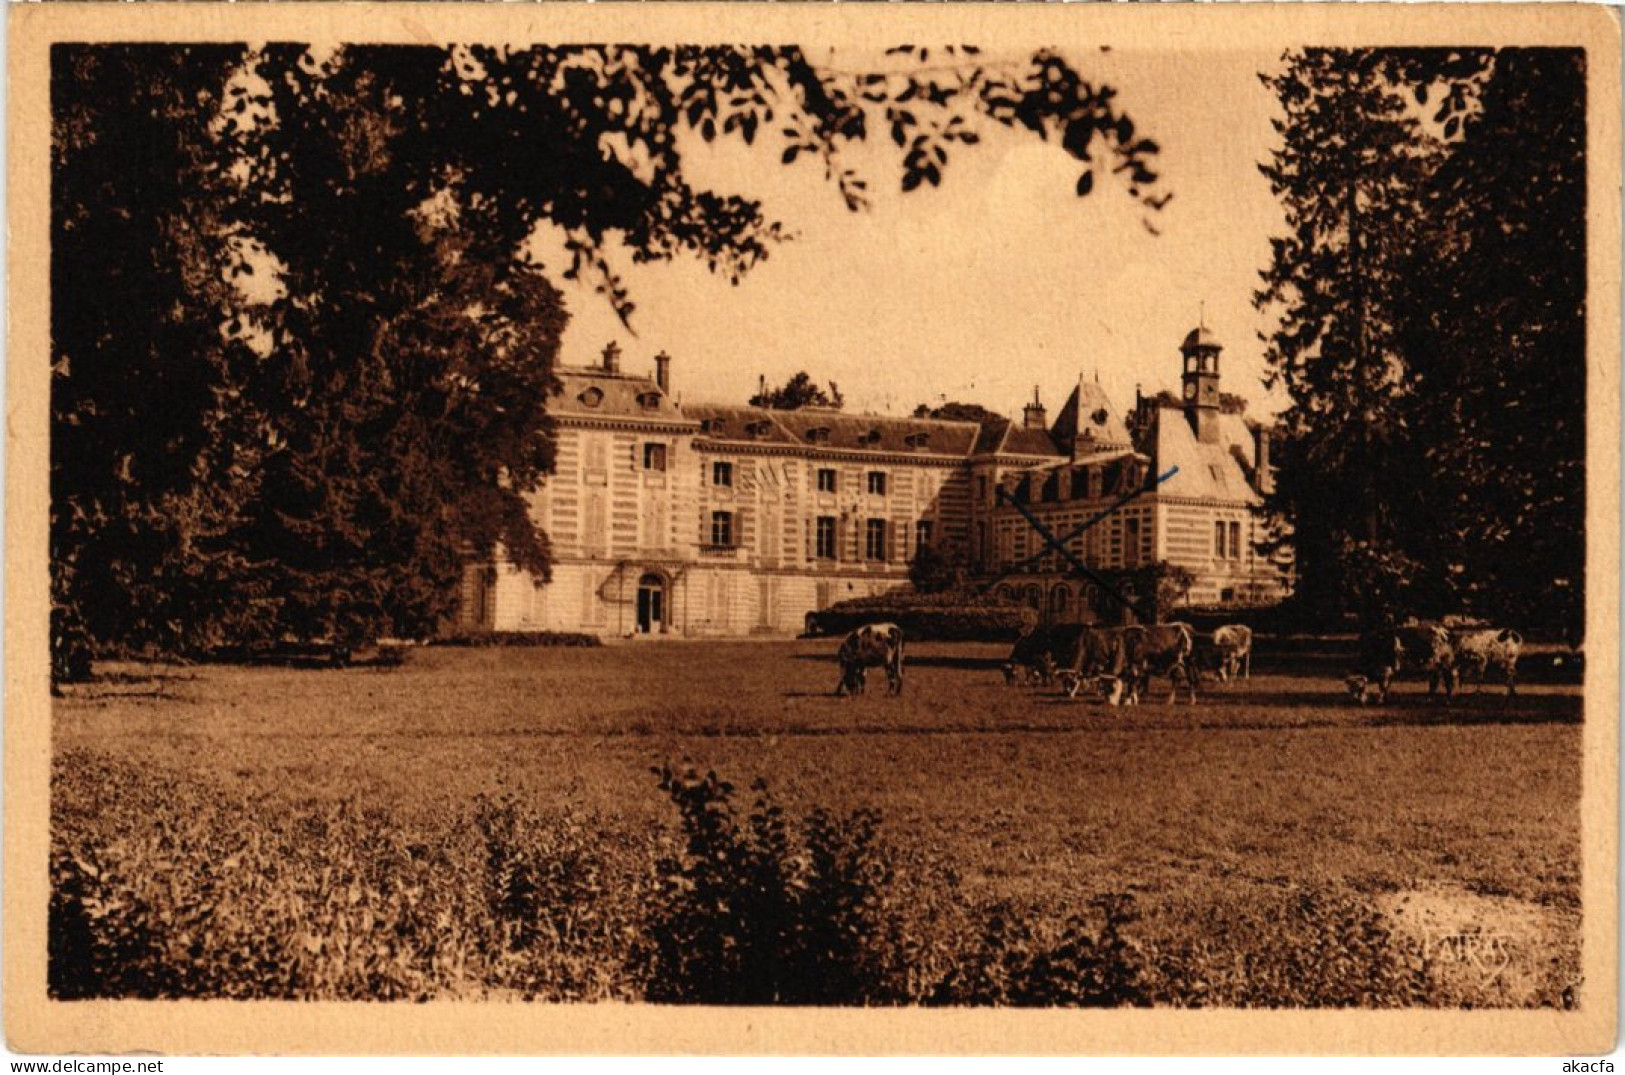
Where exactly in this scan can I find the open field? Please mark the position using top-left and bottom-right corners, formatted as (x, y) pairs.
(53, 639), (1584, 1005)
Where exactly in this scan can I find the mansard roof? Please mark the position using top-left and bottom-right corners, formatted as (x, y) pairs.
(550, 364), (691, 423)
(689, 404), (982, 457)
(970, 418), (1066, 459)
(1147, 406), (1261, 504)
(995, 447), (1151, 501)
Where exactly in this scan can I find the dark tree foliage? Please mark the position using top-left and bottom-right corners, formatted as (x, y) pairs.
(1396, 50), (1587, 639)
(1256, 48), (1584, 636)
(908, 542), (970, 594)
(912, 400), (1005, 426)
(227, 48), (569, 649)
(52, 43), (1167, 675)
(52, 45), (256, 675)
(750, 371), (845, 411)
(1255, 49), (1436, 628)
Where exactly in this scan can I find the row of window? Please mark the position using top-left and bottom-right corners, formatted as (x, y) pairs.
(706, 512), (933, 562)
(708, 461), (889, 495)
(679, 455), (893, 496)
(640, 444), (902, 499)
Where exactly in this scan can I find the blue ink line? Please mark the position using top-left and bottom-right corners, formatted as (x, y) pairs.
(979, 465), (1179, 622)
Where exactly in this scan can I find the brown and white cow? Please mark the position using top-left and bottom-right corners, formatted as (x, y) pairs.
(1122, 622), (1198, 705)
(1346, 622), (1454, 704)
(835, 622), (905, 697)
(1057, 626), (1138, 703)
(1210, 624), (1254, 682)
(1450, 628), (1523, 696)
(1003, 624), (1089, 688)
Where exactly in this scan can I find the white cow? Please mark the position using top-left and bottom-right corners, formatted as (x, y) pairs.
(1451, 628), (1523, 696)
(834, 623), (905, 697)
(1210, 624), (1254, 682)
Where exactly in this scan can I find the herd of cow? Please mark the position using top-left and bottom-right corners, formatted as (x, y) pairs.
(830, 619), (1524, 705)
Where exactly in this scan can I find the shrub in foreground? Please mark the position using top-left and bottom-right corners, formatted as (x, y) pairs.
(53, 754), (1501, 1007)
(49, 753), (646, 1000)
(642, 765), (907, 1004)
(1141, 885), (1435, 1008)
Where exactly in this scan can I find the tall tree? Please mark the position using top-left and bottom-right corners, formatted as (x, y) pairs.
(1396, 49), (1587, 638)
(1255, 50), (1440, 625)
(52, 43), (1170, 674)
(1257, 48), (1587, 634)
(51, 45), (258, 676)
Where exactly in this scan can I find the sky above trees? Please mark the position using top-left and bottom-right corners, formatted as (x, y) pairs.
(538, 46), (1288, 422)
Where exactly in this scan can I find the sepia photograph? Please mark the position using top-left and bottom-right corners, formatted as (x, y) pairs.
(6, 2), (1619, 1057)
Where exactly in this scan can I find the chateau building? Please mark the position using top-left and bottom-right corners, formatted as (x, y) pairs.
(458, 329), (1290, 636)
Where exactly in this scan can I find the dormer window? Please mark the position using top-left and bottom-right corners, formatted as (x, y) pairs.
(904, 432), (929, 450)
(578, 387), (604, 408)
(859, 428), (882, 447)
(806, 427), (831, 445)
(637, 391), (662, 410)
(746, 420), (772, 440)
(701, 417), (725, 435)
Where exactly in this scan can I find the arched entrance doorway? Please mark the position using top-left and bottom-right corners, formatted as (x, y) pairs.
(636, 573), (667, 634)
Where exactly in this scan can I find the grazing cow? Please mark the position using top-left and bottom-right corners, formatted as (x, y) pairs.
(1347, 622), (1454, 704)
(1003, 624), (1088, 688)
(1451, 628), (1523, 696)
(835, 622), (905, 697)
(1210, 625), (1254, 682)
(1121, 622), (1198, 705)
(1395, 622), (1457, 698)
(1346, 630), (1403, 705)
(1059, 626), (1136, 702)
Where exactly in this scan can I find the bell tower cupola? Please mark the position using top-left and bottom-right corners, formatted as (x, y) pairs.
(1180, 324), (1223, 444)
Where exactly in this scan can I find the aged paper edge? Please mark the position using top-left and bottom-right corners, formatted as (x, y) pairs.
(6, 2), (1619, 1057)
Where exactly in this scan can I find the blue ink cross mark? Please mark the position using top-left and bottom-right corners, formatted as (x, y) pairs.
(981, 465), (1179, 624)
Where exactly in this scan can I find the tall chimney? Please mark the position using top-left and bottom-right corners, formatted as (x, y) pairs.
(654, 351), (671, 394)
(601, 340), (622, 375)
(1022, 385), (1047, 431)
(1254, 426), (1273, 494)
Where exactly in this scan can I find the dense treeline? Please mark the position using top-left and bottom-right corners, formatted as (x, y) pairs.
(1257, 49), (1586, 638)
(51, 44), (1166, 681)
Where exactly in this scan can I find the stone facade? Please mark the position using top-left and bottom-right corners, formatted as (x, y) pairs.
(457, 331), (1292, 636)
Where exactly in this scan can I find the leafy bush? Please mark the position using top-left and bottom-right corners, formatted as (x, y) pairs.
(53, 754), (1461, 1008)
(908, 543), (971, 594)
(1142, 884), (1436, 1008)
(435, 630), (602, 648)
(470, 794), (648, 1000)
(806, 591), (1037, 641)
(931, 895), (1153, 1006)
(49, 752), (646, 1001)
(641, 765), (907, 1004)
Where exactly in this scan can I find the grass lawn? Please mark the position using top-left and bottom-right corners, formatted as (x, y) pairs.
(53, 639), (1584, 1004)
